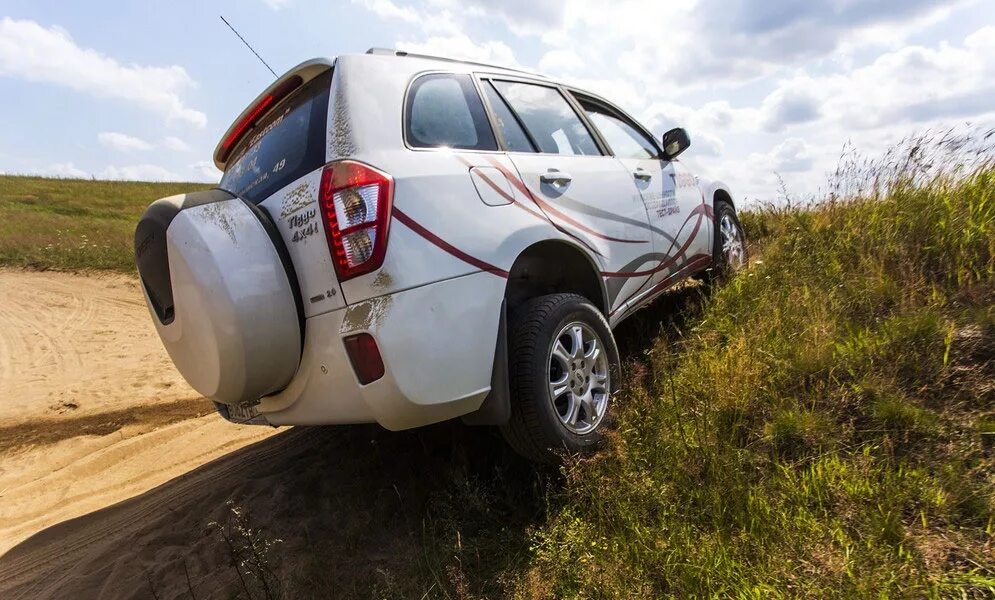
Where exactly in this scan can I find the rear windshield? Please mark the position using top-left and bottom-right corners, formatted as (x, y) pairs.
(219, 70), (331, 203)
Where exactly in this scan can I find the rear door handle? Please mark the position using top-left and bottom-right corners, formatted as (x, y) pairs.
(633, 168), (652, 182)
(540, 169), (572, 186)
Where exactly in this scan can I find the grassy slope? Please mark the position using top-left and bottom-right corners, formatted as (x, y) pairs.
(503, 170), (995, 598)
(0, 175), (211, 271)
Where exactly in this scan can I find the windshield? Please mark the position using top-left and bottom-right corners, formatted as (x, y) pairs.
(219, 70), (331, 204)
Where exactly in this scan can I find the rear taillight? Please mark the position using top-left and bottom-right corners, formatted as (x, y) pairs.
(318, 160), (394, 281)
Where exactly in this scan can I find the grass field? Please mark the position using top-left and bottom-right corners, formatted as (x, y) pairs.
(0, 175), (211, 271)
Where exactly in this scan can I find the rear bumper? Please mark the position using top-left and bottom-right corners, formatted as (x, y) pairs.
(258, 271), (505, 430)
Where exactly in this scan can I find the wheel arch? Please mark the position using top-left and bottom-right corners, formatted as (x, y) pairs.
(708, 181), (736, 210)
(503, 239), (608, 316)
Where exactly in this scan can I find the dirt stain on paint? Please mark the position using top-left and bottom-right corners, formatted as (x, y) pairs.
(281, 181), (314, 218)
(370, 270), (394, 293)
(327, 84), (358, 159)
(340, 295), (392, 333)
(197, 202), (238, 245)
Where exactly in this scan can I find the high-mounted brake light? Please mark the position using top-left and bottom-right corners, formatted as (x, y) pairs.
(218, 75), (303, 163)
(319, 160), (394, 281)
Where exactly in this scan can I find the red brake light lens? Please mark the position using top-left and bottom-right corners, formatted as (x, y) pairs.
(219, 75), (303, 163)
(319, 160), (394, 281)
(343, 333), (385, 384)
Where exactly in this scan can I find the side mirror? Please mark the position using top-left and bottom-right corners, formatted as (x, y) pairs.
(661, 127), (690, 160)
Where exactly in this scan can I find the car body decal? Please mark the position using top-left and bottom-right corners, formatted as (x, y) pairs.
(394, 155), (715, 319)
(454, 155), (604, 257)
(608, 253), (712, 319)
(601, 203), (707, 278)
(483, 156), (649, 245)
(392, 207), (509, 278)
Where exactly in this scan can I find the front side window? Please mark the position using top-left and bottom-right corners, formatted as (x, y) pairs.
(491, 80), (600, 156)
(580, 100), (659, 160)
(405, 74), (497, 151)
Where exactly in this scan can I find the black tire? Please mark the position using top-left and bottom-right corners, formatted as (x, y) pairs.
(500, 293), (620, 464)
(706, 199), (748, 281)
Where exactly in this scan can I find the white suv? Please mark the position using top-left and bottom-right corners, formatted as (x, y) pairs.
(135, 49), (747, 462)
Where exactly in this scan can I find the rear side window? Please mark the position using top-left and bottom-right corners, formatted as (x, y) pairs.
(481, 81), (535, 153)
(220, 70), (332, 204)
(490, 80), (600, 156)
(405, 74), (497, 151)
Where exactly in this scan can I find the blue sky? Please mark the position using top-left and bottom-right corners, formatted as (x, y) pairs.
(1, 0), (993, 201)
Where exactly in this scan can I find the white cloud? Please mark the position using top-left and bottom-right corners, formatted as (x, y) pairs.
(757, 28), (995, 133)
(353, 0), (461, 35)
(0, 18), (206, 127)
(430, 0), (567, 36)
(190, 161), (222, 182)
(162, 136), (191, 151)
(98, 164), (183, 181)
(538, 49), (584, 74)
(765, 138), (815, 173)
(97, 132), (153, 152)
(36, 162), (89, 178)
(396, 34), (518, 67)
(356, 0), (422, 23)
(261, 0), (292, 9)
(760, 85), (822, 132)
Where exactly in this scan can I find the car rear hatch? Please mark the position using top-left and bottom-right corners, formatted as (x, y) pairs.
(135, 61), (338, 408)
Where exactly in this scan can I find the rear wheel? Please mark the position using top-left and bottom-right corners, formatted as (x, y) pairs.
(500, 293), (619, 464)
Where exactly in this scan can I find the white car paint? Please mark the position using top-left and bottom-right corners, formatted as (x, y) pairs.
(136, 50), (735, 431)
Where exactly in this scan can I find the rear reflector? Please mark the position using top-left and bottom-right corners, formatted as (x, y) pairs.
(343, 333), (385, 384)
(319, 160), (393, 281)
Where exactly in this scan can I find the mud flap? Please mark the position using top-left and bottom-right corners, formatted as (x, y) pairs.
(462, 300), (510, 426)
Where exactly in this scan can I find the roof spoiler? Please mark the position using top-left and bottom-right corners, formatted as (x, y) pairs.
(213, 58), (334, 171)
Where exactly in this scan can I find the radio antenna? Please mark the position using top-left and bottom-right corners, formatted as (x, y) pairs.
(220, 15), (278, 78)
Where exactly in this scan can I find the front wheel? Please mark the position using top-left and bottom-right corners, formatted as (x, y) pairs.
(708, 199), (748, 279)
(500, 293), (620, 464)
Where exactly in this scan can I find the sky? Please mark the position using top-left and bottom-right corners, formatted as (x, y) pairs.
(1, 0), (993, 202)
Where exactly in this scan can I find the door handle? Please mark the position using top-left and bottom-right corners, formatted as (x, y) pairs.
(633, 168), (652, 182)
(540, 169), (573, 186)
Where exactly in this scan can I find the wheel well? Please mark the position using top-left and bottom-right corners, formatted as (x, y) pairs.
(714, 188), (734, 209)
(505, 241), (606, 315)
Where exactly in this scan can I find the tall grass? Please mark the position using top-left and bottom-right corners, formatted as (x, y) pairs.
(0, 175), (210, 271)
(511, 132), (995, 598)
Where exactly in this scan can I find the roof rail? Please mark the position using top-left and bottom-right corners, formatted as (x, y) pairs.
(365, 47), (547, 78)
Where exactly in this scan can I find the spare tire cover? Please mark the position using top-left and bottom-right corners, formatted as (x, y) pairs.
(139, 193), (301, 406)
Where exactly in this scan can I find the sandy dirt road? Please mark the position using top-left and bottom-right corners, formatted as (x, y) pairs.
(0, 270), (279, 560)
(0, 269), (533, 600)
(0, 269), (193, 425)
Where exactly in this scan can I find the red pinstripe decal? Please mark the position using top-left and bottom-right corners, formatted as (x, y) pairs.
(402, 155), (716, 292)
(483, 156), (648, 244)
(601, 204), (707, 278)
(393, 208), (509, 278)
(609, 253), (712, 318)
(455, 155), (604, 257)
